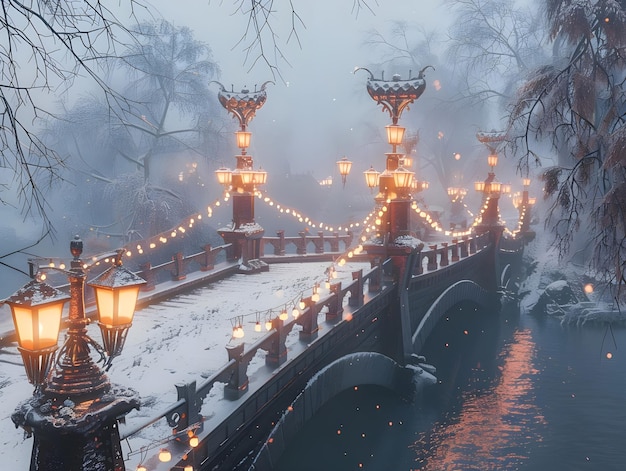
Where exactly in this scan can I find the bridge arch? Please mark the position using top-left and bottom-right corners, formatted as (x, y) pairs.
(412, 280), (499, 354)
(250, 352), (436, 470)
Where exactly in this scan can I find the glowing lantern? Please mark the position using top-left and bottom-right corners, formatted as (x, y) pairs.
(253, 168), (268, 185)
(279, 309), (289, 321)
(487, 154), (498, 168)
(336, 156), (352, 187)
(235, 130), (251, 150)
(239, 169), (255, 186)
(385, 124), (405, 147)
(364, 166), (380, 190)
(189, 435), (199, 448)
(392, 166), (414, 190)
(215, 167), (232, 186)
(5, 279), (69, 386)
(474, 181), (485, 192)
(88, 259), (147, 358)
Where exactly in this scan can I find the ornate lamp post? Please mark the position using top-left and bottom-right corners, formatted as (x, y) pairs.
(355, 67), (431, 245)
(518, 177), (536, 238)
(447, 187), (468, 230)
(5, 236), (145, 471)
(212, 81), (272, 271)
(474, 130), (508, 230)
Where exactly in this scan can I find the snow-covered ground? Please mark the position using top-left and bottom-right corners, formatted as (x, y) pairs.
(519, 232), (625, 325)
(0, 260), (369, 469)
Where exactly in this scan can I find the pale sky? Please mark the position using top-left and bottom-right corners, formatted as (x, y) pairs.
(149, 1), (449, 175)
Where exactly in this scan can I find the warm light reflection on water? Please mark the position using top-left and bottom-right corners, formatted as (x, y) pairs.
(412, 329), (544, 470)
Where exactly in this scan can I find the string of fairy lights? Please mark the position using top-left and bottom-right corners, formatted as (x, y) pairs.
(114, 190), (531, 471)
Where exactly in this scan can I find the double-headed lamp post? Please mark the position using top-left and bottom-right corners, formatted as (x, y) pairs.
(5, 236), (145, 471)
(212, 81), (272, 270)
(355, 67), (431, 243)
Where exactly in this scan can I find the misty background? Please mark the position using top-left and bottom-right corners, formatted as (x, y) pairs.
(0, 0), (569, 298)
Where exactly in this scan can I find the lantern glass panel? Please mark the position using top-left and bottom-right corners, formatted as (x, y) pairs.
(254, 169), (268, 185)
(386, 125), (405, 146)
(235, 131), (251, 149)
(393, 168), (414, 189)
(336, 157), (352, 177)
(12, 302), (63, 351)
(94, 285), (140, 327)
(215, 168), (232, 185)
(364, 167), (379, 188)
(240, 169), (255, 185)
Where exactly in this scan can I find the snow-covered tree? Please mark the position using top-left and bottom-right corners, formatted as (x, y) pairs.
(46, 20), (223, 241)
(0, 0), (150, 237)
(509, 0), (626, 294)
(445, 0), (547, 106)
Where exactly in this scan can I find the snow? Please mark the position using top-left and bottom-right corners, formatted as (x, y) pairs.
(519, 232), (625, 324)
(0, 259), (369, 469)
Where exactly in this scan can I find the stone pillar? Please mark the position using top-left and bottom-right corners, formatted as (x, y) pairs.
(140, 261), (155, 291)
(440, 242), (449, 267)
(265, 318), (287, 367)
(450, 239), (460, 262)
(224, 344), (249, 400)
(348, 270), (364, 307)
(426, 245), (438, 271)
(325, 282), (343, 323)
(299, 298), (319, 341)
(201, 244), (214, 271)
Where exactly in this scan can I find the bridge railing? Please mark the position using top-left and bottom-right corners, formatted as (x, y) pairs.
(416, 233), (490, 274)
(137, 243), (231, 291)
(261, 230), (354, 256)
(119, 234), (493, 468)
(119, 258), (389, 443)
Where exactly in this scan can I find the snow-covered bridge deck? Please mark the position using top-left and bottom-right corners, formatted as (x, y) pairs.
(0, 259), (369, 469)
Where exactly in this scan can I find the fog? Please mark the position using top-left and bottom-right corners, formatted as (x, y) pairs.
(0, 0), (543, 297)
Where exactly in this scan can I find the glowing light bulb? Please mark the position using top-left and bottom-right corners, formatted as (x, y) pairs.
(159, 448), (172, 462)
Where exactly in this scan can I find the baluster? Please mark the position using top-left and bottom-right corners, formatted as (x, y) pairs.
(296, 231), (307, 255)
(172, 252), (186, 280)
(450, 238), (460, 262)
(140, 261), (155, 291)
(440, 242), (449, 267)
(427, 245), (438, 271)
(201, 244), (214, 271)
